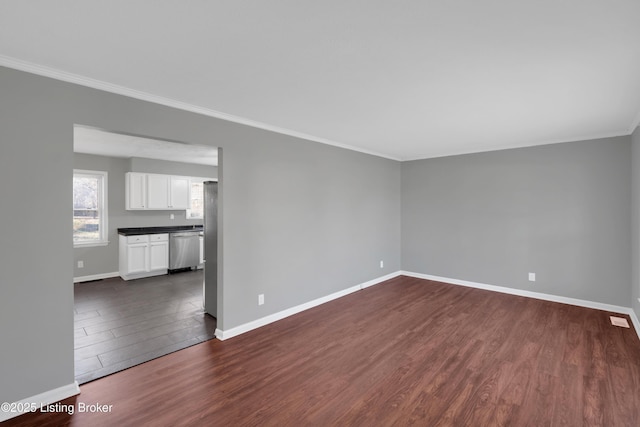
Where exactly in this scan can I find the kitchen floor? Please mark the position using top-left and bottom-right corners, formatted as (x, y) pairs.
(74, 269), (216, 384)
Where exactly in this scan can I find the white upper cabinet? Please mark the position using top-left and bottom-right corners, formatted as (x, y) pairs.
(169, 176), (190, 209)
(126, 172), (192, 210)
(147, 174), (170, 209)
(126, 172), (147, 210)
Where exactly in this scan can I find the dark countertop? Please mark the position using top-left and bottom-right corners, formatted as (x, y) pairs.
(118, 225), (203, 236)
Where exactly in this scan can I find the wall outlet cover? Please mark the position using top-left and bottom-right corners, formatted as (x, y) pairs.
(77, 261), (84, 268)
(528, 272), (535, 282)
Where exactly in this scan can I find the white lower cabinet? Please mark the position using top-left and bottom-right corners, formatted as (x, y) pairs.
(126, 242), (148, 274)
(149, 236), (169, 271)
(119, 234), (169, 280)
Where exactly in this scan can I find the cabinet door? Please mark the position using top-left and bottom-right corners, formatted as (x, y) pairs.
(126, 173), (146, 209)
(169, 176), (190, 209)
(126, 243), (148, 274)
(147, 174), (170, 209)
(149, 241), (169, 271)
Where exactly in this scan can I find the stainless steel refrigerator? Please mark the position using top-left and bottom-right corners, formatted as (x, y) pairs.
(203, 181), (218, 318)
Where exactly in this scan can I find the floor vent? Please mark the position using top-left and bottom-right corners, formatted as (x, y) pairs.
(610, 316), (630, 328)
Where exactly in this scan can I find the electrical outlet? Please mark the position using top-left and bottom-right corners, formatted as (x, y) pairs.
(170, 214), (175, 220)
(380, 260), (384, 268)
(528, 272), (536, 282)
(258, 294), (264, 306)
(77, 260), (84, 269)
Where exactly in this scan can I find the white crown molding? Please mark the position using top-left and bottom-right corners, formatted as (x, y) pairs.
(1, 54), (636, 163)
(0, 381), (80, 422)
(0, 55), (399, 161)
(215, 271), (402, 341)
(400, 129), (633, 162)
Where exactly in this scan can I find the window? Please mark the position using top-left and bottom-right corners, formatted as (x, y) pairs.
(73, 170), (108, 247)
(187, 178), (216, 219)
(188, 180), (204, 219)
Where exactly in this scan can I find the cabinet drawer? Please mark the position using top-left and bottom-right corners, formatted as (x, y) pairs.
(150, 233), (169, 242)
(126, 235), (149, 244)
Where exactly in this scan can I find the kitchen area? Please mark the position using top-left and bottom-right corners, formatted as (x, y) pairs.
(73, 126), (218, 384)
(118, 225), (203, 280)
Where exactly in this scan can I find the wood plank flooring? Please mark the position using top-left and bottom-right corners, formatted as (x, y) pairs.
(74, 270), (216, 384)
(7, 275), (640, 426)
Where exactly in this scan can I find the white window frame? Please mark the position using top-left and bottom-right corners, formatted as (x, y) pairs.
(187, 177), (217, 220)
(73, 169), (109, 248)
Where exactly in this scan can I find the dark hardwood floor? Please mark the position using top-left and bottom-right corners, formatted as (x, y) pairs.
(74, 269), (217, 384)
(7, 276), (640, 426)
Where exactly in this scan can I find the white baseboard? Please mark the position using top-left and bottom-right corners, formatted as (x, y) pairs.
(401, 271), (640, 342)
(359, 271), (402, 289)
(0, 381), (80, 422)
(216, 271), (402, 341)
(73, 271), (119, 283)
(630, 310), (640, 341)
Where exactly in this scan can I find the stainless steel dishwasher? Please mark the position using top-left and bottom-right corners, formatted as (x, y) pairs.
(169, 231), (202, 271)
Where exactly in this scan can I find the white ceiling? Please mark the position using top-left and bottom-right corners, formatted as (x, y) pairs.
(2, 1), (640, 161)
(74, 126), (218, 166)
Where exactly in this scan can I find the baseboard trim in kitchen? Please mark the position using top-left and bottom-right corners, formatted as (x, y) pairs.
(74, 271), (119, 284)
(0, 381), (80, 422)
(401, 271), (640, 342)
(215, 271), (402, 341)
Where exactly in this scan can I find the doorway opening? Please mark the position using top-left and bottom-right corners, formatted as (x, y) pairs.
(72, 125), (219, 384)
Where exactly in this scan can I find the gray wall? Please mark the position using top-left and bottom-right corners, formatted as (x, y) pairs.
(73, 153), (217, 278)
(219, 128), (401, 328)
(401, 137), (632, 306)
(0, 66), (401, 405)
(0, 69), (75, 406)
(632, 126), (640, 320)
(2, 61), (635, 409)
